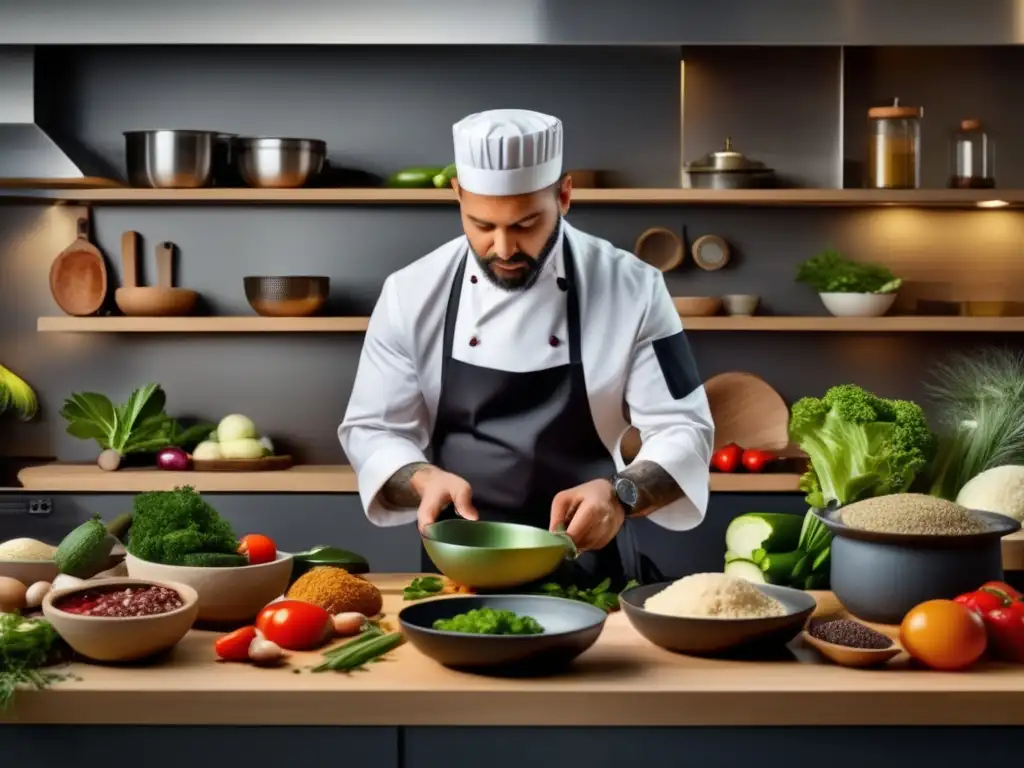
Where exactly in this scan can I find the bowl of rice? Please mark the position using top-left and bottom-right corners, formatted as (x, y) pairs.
(817, 494), (1020, 625)
(619, 573), (816, 656)
(0, 538), (59, 585)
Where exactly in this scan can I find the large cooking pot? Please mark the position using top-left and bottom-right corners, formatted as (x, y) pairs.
(124, 129), (218, 188)
(817, 506), (1020, 625)
(684, 137), (776, 189)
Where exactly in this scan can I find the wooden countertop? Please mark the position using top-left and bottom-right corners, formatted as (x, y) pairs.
(5, 574), (1024, 727)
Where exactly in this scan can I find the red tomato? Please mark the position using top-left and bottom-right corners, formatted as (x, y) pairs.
(256, 600), (333, 650)
(214, 625), (257, 661)
(238, 534), (277, 565)
(981, 581), (1023, 601)
(741, 449), (775, 473)
(711, 444), (742, 472)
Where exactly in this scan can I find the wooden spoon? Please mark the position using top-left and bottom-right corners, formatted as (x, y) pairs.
(49, 216), (108, 316)
(802, 629), (902, 668)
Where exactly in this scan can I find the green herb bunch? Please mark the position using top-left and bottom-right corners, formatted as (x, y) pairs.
(795, 249), (902, 294)
(0, 614), (65, 711)
(538, 577), (639, 612)
(126, 486), (239, 565)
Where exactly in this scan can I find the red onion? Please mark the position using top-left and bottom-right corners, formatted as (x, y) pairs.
(156, 446), (191, 471)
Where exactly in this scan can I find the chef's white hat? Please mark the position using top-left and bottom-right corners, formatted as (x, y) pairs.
(452, 109), (563, 196)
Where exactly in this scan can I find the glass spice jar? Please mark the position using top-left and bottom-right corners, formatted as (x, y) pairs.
(866, 99), (922, 189)
(948, 119), (995, 189)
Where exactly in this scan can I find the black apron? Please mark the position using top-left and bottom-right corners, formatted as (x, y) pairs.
(422, 237), (639, 589)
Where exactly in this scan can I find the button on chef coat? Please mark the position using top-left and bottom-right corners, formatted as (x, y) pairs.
(339, 220), (715, 531)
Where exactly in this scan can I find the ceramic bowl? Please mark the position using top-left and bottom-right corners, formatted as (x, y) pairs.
(722, 294), (760, 316)
(125, 552), (293, 624)
(42, 578), (199, 662)
(0, 559), (59, 586)
(818, 292), (897, 317)
(619, 581), (816, 656)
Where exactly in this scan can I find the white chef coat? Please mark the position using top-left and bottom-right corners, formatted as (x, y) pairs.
(338, 220), (715, 531)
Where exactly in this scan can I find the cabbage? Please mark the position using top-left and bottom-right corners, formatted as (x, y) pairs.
(956, 465), (1024, 522)
(219, 438), (266, 460)
(216, 414), (257, 442)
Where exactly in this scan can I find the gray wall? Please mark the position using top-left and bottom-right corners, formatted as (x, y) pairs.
(2, 44), (1024, 576)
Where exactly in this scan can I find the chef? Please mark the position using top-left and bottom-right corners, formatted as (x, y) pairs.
(339, 109), (715, 587)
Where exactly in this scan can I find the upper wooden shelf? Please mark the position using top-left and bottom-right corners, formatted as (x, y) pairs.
(36, 315), (1024, 333)
(16, 462), (800, 493)
(3, 186), (1024, 207)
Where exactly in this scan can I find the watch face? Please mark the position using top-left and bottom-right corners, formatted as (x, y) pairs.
(616, 477), (639, 507)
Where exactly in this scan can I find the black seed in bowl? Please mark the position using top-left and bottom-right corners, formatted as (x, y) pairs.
(809, 618), (893, 650)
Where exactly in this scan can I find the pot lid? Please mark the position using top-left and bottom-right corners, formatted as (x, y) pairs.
(686, 137), (769, 172)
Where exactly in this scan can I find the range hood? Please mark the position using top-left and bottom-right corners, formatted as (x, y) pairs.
(0, 46), (88, 180)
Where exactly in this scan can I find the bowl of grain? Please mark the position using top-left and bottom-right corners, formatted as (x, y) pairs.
(817, 493), (1021, 625)
(618, 573), (816, 656)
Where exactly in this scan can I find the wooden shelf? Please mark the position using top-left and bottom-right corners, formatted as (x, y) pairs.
(16, 462), (800, 494)
(36, 315), (1024, 334)
(4, 186), (1024, 207)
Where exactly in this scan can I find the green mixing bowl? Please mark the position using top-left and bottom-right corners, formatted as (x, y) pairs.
(422, 520), (576, 589)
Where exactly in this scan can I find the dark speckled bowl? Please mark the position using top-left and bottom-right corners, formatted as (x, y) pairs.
(244, 276), (329, 317)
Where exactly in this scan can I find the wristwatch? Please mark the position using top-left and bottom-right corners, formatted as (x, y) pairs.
(610, 474), (639, 517)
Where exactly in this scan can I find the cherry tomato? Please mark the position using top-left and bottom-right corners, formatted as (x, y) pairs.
(711, 444), (742, 473)
(256, 600), (333, 651)
(900, 599), (987, 671)
(214, 625), (257, 661)
(238, 533), (277, 565)
(741, 449), (775, 473)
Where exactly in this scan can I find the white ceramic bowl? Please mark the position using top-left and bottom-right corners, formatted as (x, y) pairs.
(819, 292), (897, 317)
(722, 294), (760, 316)
(0, 559), (59, 586)
(125, 552), (292, 624)
(42, 578), (199, 662)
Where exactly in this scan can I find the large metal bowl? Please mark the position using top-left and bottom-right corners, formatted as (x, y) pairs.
(619, 581), (816, 656)
(421, 520), (573, 590)
(399, 594), (607, 675)
(244, 275), (329, 317)
(235, 137), (326, 188)
(124, 129), (217, 188)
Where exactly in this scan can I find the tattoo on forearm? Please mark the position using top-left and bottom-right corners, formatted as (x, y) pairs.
(619, 460), (685, 516)
(380, 462), (433, 509)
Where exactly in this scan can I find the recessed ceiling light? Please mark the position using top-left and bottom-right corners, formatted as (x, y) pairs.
(977, 200), (1010, 208)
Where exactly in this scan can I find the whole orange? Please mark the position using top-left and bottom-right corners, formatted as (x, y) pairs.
(900, 599), (987, 671)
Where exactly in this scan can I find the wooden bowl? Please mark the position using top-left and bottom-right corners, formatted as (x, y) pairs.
(635, 228), (684, 272)
(244, 276), (329, 317)
(673, 296), (722, 316)
(42, 578), (199, 662)
(0, 559), (59, 586)
(115, 286), (198, 316)
(801, 618), (902, 668)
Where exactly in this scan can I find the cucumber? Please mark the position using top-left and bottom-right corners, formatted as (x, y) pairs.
(55, 515), (117, 578)
(433, 163), (458, 188)
(179, 552), (248, 568)
(724, 513), (803, 561)
(724, 550), (744, 564)
(759, 550), (804, 585)
(387, 167), (444, 189)
(723, 558), (767, 584)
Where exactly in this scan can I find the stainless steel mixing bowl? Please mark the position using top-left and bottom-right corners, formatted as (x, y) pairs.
(124, 129), (217, 188)
(235, 137), (326, 188)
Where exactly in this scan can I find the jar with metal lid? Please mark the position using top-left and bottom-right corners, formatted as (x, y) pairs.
(948, 119), (995, 189)
(866, 99), (922, 189)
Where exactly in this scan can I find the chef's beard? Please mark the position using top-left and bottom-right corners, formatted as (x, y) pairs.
(471, 220), (562, 291)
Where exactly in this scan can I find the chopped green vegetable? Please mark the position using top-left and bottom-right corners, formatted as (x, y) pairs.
(759, 550), (805, 584)
(60, 383), (213, 458)
(723, 559), (767, 583)
(725, 513), (802, 561)
(403, 576), (445, 601)
(795, 249), (901, 294)
(789, 384), (936, 510)
(433, 608), (544, 635)
(536, 577), (638, 612)
(126, 486), (238, 565)
(0, 614), (65, 711)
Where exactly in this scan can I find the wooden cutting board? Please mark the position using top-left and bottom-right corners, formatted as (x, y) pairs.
(705, 371), (790, 451)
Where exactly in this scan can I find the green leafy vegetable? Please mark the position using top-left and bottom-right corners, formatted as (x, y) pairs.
(925, 347), (1024, 500)
(126, 486), (239, 565)
(60, 383), (213, 457)
(537, 577), (639, 612)
(0, 364), (38, 421)
(795, 249), (901, 294)
(0, 614), (66, 711)
(433, 608), (544, 635)
(789, 384), (936, 511)
(403, 576), (445, 601)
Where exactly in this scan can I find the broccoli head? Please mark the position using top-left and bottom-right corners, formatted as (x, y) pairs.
(126, 486), (238, 565)
(789, 384), (936, 509)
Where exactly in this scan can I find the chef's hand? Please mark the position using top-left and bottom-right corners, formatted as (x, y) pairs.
(549, 479), (625, 553)
(410, 466), (479, 533)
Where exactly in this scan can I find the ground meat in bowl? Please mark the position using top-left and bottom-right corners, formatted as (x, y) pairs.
(54, 584), (185, 617)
